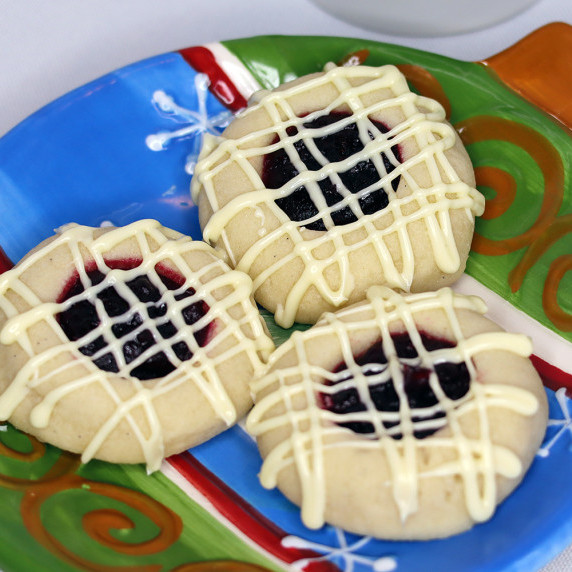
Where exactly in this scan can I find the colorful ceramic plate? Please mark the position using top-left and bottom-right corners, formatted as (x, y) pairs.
(0, 25), (571, 572)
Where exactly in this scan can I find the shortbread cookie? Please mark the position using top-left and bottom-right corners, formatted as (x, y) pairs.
(192, 64), (485, 327)
(0, 220), (274, 471)
(246, 287), (547, 539)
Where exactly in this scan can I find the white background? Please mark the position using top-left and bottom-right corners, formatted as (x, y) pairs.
(0, 0), (570, 570)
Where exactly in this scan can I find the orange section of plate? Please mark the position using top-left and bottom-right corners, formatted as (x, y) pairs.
(482, 22), (572, 131)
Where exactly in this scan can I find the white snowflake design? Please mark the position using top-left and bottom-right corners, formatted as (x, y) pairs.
(145, 73), (234, 175)
(282, 528), (397, 572)
(537, 387), (572, 458)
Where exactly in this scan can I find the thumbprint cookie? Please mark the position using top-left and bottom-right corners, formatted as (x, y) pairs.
(192, 64), (485, 327)
(0, 220), (274, 471)
(246, 287), (547, 539)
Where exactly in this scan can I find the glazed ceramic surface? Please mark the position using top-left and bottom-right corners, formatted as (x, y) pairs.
(0, 27), (571, 572)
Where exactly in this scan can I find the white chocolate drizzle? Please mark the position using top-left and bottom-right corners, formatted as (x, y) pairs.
(246, 287), (539, 529)
(0, 220), (273, 472)
(192, 65), (485, 327)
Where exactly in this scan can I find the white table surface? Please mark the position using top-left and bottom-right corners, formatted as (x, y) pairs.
(0, 1), (570, 570)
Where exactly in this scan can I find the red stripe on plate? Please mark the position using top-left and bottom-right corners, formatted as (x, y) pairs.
(531, 353), (572, 394)
(178, 46), (248, 112)
(0, 247), (13, 274)
(167, 451), (339, 572)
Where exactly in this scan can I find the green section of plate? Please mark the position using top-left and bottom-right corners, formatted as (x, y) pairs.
(0, 424), (281, 572)
(223, 35), (572, 343)
(260, 309), (310, 346)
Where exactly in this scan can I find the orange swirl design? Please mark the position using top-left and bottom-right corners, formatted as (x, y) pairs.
(338, 49), (370, 67)
(0, 428), (80, 490)
(396, 66), (570, 333)
(21, 474), (181, 571)
(456, 116), (571, 330)
(0, 426), (45, 462)
(474, 166), (517, 220)
(0, 428), (184, 570)
(544, 253), (572, 331)
(456, 115), (565, 256)
(79, 480), (183, 557)
(397, 64), (452, 119)
(1, 427), (272, 570)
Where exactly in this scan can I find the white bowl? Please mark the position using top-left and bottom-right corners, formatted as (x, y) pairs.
(309, 0), (539, 37)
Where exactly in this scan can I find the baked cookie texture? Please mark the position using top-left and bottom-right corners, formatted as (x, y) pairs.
(246, 287), (548, 539)
(0, 220), (274, 471)
(192, 64), (485, 328)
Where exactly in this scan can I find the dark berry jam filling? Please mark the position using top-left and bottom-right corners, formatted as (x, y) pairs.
(262, 111), (402, 231)
(57, 259), (213, 380)
(319, 332), (470, 439)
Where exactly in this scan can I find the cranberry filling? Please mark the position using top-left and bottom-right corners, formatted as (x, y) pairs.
(57, 260), (212, 380)
(262, 111), (402, 231)
(319, 332), (470, 439)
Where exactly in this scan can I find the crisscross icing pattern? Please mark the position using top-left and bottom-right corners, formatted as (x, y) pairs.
(0, 220), (272, 471)
(247, 287), (539, 528)
(193, 65), (485, 327)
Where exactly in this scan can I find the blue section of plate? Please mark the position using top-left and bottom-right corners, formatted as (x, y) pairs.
(0, 51), (226, 263)
(193, 388), (572, 572)
(0, 42), (571, 572)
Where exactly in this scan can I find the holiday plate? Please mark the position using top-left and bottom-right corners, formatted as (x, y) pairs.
(0, 23), (571, 572)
